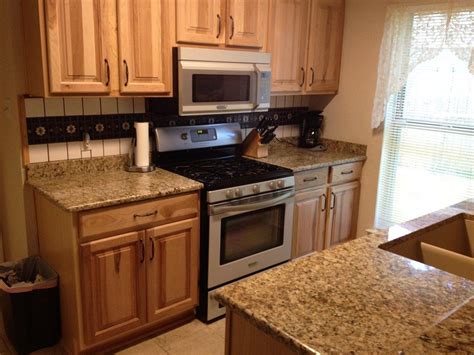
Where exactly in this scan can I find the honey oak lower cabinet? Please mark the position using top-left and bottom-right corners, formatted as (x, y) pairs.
(146, 219), (199, 323)
(81, 231), (147, 345)
(34, 191), (200, 354)
(292, 162), (362, 258)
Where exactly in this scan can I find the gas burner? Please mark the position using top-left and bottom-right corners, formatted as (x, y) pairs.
(163, 157), (292, 190)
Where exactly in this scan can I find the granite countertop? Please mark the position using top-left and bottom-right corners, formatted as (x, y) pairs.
(26, 156), (203, 212)
(253, 138), (367, 172)
(214, 200), (474, 354)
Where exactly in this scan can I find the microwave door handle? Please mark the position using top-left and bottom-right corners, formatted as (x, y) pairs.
(253, 64), (262, 110)
(209, 191), (294, 216)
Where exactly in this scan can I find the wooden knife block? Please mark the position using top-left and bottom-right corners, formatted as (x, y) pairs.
(242, 129), (269, 158)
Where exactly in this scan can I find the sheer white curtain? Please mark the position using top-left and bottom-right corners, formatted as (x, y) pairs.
(372, 0), (474, 129)
(373, 0), (474, 228)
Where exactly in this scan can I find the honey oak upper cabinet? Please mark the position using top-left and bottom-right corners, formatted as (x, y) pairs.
(226, 0), (269, 48)
(267, 0), (345, 94)
(267, 0), (310, 93)
(176, 0), (225, 45)
(117, 0), (172, 94)
(23, 0), (173, 96)
(176, 0), (268, 48)
(44, 0), (114, 94)
(305, 0), (345, 93)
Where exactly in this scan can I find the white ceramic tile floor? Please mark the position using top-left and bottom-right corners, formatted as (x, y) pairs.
(117, 319), (226, 355)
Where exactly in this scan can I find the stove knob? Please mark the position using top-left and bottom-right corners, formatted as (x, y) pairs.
(277, 180), (285, 188)
(234, 188), (242, 197)
(252, 185), (260, 193)
(226, 190), (234, 199)
(269, 181), (276, 189)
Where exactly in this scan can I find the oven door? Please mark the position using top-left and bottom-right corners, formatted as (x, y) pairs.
(207, 188), (294, 288)
(179, 61), (270, 115)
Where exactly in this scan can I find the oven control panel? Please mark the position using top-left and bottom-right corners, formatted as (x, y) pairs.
(207, 176), (295, 204)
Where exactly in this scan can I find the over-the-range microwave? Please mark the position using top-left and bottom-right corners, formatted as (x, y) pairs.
(177, 47), (271, 116)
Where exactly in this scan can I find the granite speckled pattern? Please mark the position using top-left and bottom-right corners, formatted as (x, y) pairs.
(213, 201), (474, 354)
(26, 155), (129, 179)
(253, 138), (367, 172)
(402, 298), (474, 353)
(27, 168), (203, 212)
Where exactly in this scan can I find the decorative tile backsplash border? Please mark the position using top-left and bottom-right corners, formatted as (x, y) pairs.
(25, 96), (310, 163)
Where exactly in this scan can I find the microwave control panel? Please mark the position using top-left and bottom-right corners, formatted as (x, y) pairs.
(258, 68), (271, 104)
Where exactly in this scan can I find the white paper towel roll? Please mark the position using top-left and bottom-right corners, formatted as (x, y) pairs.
(134, 122), (150, 167)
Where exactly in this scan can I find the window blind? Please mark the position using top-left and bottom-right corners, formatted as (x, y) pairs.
(375, 8), (474, 228)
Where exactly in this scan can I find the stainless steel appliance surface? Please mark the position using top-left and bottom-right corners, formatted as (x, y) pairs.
(154, 123), (294, 321)
(178, 47), (271, 116)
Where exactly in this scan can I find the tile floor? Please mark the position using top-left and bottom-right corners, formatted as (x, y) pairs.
(0, 318), (226, 355)
(117, 319), (226, 355)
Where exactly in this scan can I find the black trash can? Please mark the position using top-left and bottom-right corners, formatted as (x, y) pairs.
(0, 256), (61, 354)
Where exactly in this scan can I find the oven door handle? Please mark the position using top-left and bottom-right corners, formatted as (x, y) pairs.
(209, 191), (294, 216)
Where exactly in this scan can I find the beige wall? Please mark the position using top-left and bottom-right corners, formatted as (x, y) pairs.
(0, 1), (29, 260)
(312, 0), (390, 237)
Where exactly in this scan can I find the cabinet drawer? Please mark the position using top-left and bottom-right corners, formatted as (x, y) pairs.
(330, 162), (362, 184)
(79, 193), (199, 239)
(295, 168), (329, 191)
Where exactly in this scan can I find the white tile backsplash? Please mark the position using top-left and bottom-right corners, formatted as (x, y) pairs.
(83, 98), (101, 115)
(133, 98), (146, 113)
(101, 98), (118, 114)
(283, 125), (293, 137)
(28, 144), (49, 163)
(81, 149), (92, 159)
(64, 98), (83, 116)
(120, 138), (133, 155)
(103, 139), (120, 156)
(48, 143), (68, 161)
(24, 98), (44, 118)
(44, 98), (64, 117)
(292, 124), (301, 137)
(67, 141), (82, 160)
(118, 98), (134, 114)
(90, 140), (104, 157)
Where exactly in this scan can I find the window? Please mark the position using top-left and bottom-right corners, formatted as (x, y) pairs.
(374, 4), (474, 228)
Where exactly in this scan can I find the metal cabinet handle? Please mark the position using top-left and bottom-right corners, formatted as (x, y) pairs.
(309, 67), (315, 86)
(330, 192), (336, 210)
(104, 59), (110, 86)
(133, 210), (158, 219)
(149, 237), (155, 261)
(216, 14), (221, 38)
(123, 60), (129, 86)
(139, 239), (145, 263)
(299, 67), (305, 87)
(341, 170), (354, 175)
(303, 176), (318, 182)
(229, 16), (235, 39)
(322, 193), (327, 212)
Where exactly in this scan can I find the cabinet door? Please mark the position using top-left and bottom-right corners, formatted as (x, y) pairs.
(176, 0), (225, 45)
(226, 0), (269, 48)
(325, 181), (360, 248)
(117, 0), (172, 94)
(146, 218), (199, 323)
(293, 188), (327, 258)
(80, 231), (146, 345)
(305, 0), (345, 93)
(44, 0), (113, 94)
(267, 0), (310, 93)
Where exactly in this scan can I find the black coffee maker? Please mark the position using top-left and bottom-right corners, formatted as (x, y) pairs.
(299, 111), (324, 148)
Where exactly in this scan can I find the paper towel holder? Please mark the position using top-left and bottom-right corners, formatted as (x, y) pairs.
(125, 138), (156, 173)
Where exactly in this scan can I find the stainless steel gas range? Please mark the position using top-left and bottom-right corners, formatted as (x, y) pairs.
(154, 123), (294, 321)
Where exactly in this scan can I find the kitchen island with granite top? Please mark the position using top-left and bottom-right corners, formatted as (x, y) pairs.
(214, 200), (474, 354)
